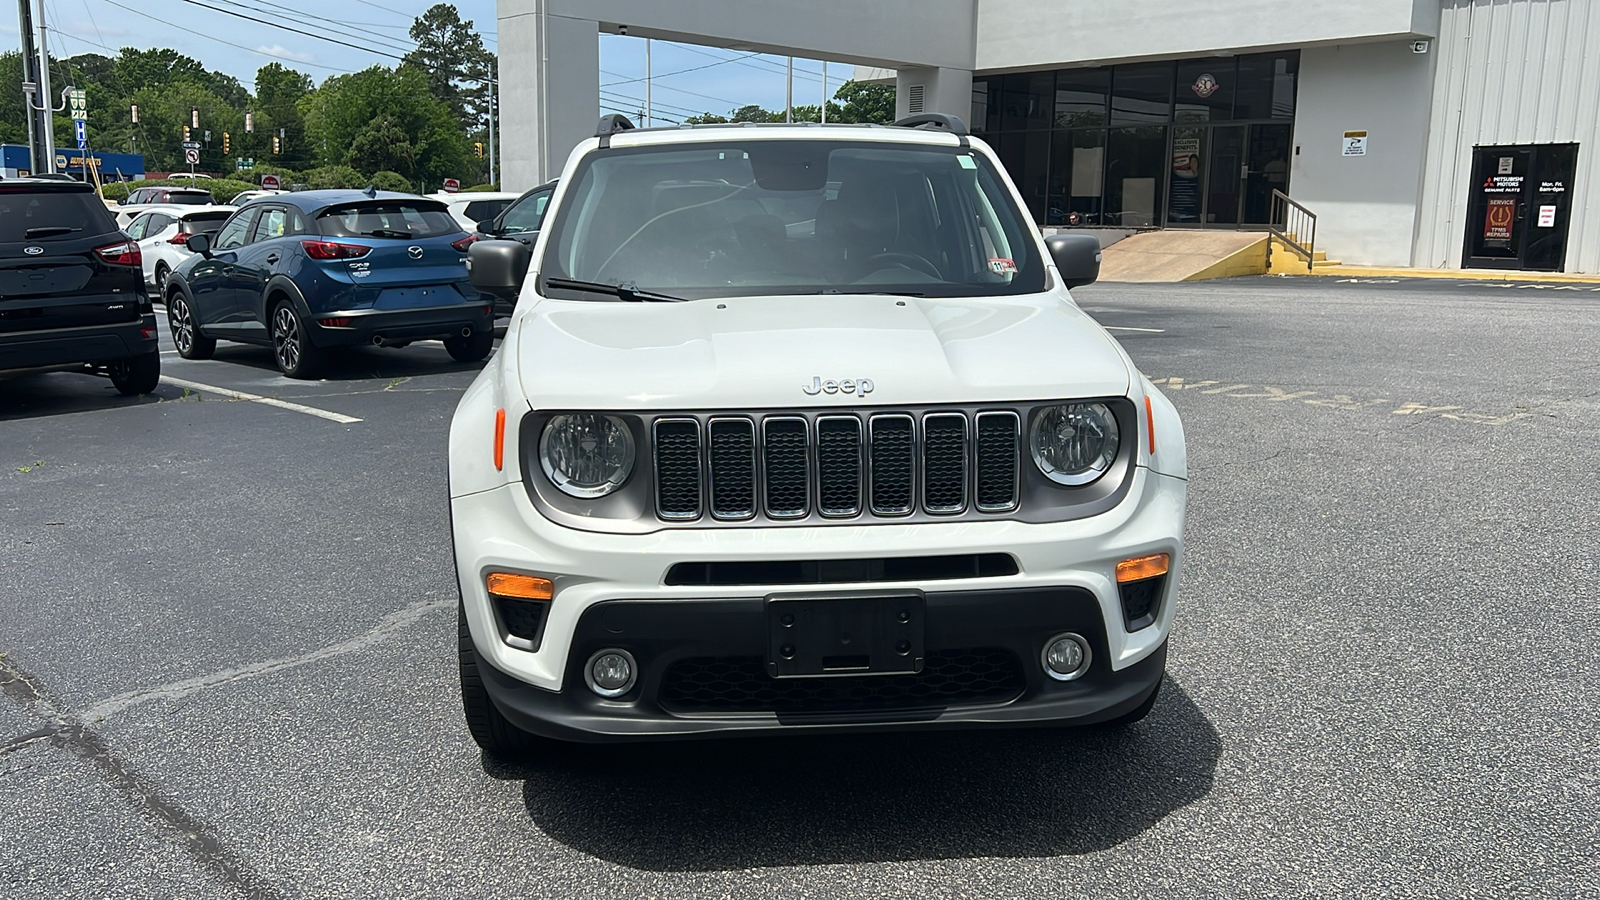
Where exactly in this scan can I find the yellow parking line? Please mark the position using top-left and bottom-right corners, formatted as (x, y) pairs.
(159, 376), (362, 424)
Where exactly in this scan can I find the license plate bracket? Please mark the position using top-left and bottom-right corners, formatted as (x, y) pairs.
(766, 591), (924, 678)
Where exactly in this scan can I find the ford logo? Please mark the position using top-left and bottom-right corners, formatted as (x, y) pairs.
(23, 246), (43, 255)
(407, 246), (424, 259)
(802, 376), (874, 396)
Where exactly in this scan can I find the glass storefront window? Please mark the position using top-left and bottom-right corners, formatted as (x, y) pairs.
(1054, 69), (1109, 128)
(998, 130), (1051, 222)
(1047, 129), (1107, 225)
(1106, 126), (1168, 226)
(1175, 59), (1236, 123)
(1234, 53), (1298, 120)
(1001, 72), (1054, 131)
(1110, 62), (1173, 126)
(971, 79), (993, 135)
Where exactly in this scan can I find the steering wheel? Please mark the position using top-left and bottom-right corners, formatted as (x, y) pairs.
(860, 251), (942, 279)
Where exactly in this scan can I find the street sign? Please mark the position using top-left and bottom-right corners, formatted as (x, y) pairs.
(260, 174), (281, 190)
(184, 148), (200, 165)
(442, 178), (461, 193)
(73, 119), (87, 148)
(181, 141), (202, 150)
(68, 88), (87, 119)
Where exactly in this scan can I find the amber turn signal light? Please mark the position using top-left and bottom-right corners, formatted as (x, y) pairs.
(493, 408), (506, 471)
(486, 572), (553, 600)
(1116, 553), (1170, 584)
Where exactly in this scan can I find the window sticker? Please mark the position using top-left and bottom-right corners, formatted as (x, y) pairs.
(958, 155), (978, 170)
(989, 257), (1017, 275)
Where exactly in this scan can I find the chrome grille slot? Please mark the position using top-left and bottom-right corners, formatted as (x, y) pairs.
(974, 411), (1020, 512)
(922, 413), (968, 513)
(707, 418), (756, 520)
(869, 414), (915, 516)
(816, 416), (863, 517)
(762, 417), (809, 518)
(653, 418), (702, 520)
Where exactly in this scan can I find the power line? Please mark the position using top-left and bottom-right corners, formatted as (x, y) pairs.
(598, 50), (765, 87)
(599, 68), (739, 107)
(672, 44), (830, 84)
(99, 0), (360, 73)
(211, 0), (418, 55)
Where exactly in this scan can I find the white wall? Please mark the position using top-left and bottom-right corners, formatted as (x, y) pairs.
(1414, 0), (1600, 273)
(975, 0), (1437, 72)
(1290, 41), (1437, 267)
(498, 8), (599, 190)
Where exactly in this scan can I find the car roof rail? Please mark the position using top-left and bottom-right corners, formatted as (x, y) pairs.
(891, 113), (969, 136)
(596, 114), (635, 148)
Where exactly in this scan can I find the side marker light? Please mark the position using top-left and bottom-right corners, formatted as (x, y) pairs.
(1144, 395), (1156, 456)
(1116, 552), (1170, 584)
(493, 408), (506, 471)
(486, 572), (553, 600)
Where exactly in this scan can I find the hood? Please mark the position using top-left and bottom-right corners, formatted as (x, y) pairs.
(514, 293), (1131, 410)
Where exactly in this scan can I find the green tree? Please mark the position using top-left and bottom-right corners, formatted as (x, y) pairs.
(831, 80), (896, 124)
(683, 112), (730, 124)
(367, 170), (412, 192)
(730, 104), (776, 123)
(302, 65), (470, 188)
(402, 4), (492, 127)
(250, 63), (313, 170)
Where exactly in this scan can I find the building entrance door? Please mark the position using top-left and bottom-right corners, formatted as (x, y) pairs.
(1164, 124), (1287, 226)
(1243, 123), (1292, 224)
(1463, 143), (1578, 271)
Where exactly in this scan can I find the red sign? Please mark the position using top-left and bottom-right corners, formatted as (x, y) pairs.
(442, 178), (461, 193)
(260, 174), (281, 190)
(1483, 197), (1515, 241)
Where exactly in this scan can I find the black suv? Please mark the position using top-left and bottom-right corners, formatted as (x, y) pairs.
(0, 178), (160, 394)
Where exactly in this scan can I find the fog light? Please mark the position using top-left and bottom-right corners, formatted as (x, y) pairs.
(585, 649), (637, 698)
(1042, 633), (1092, 681)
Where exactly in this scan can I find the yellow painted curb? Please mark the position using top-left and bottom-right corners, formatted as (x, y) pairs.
(1296, 265), (1600, 285)
(1183, 236), (1270, 281)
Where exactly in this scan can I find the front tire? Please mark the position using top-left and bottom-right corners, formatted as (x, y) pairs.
(458, 602), (546, 760)
(108, 350), (160, 395)
(168, 294), (215, 360)
(154, 263), (171, 294)
(270, 301), (324, 379)
(443, 327), (493, 363)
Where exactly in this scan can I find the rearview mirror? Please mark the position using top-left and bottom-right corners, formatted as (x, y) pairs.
(1044, 234), (1102, 289)
(468, 239), (531, 301)
(185, 233), (212, 256)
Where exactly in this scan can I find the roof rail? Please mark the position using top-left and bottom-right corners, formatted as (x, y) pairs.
(596, 114), (635, 148)
(891, 113), (969, 136)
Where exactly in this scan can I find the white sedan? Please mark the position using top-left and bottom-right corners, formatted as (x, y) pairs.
(433, 191), (521, 231)
(124, 205), (237, 292)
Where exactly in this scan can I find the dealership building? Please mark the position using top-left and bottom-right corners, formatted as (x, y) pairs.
(498, 0), (1600, 274)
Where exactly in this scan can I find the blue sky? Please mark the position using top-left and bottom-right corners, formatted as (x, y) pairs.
(2, 0), (847, 118)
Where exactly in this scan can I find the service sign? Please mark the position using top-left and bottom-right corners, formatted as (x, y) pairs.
(1483, 197), (1515, 241)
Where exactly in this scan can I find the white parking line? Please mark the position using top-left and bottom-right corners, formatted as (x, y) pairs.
(158, 375), (363, 424)
(1104, 325), (1167, 333)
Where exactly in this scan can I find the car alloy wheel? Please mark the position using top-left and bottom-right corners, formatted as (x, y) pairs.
(169, 297), (195, 353)
(155, 265), (170, 293)
(272, 305), (303, 372)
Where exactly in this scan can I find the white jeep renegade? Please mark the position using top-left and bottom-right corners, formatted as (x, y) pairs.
(449, 114), (1187, 755)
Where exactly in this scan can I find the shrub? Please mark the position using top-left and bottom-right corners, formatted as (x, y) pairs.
(367, 170), (413, 193)
(301, 165), (365, 190)
(462, 183), (501, 192)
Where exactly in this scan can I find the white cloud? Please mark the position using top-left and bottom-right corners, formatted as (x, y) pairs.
(70, 21), (129, 37)
(255, 44), (316, 64)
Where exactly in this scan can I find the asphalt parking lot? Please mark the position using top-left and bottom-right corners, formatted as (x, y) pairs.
(2, 276), (1596, 899)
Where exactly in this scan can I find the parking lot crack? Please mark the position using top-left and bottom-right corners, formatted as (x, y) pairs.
(0, 656), (285, 900)
(81, 598), (449, 722)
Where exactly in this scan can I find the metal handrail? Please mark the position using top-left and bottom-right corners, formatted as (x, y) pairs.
(1269, 189), (1317, 273)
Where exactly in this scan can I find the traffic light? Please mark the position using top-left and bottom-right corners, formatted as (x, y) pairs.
(474, 142), (484, 158)
(222, 132), (230, 154)
(182, 125), (191, 141)
(272, 135), (281, 154)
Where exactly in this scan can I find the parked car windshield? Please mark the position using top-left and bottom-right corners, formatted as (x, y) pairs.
(0, 189), (114, 241)
(318, 201), (461, 239)
(541, 139), (1045, 300)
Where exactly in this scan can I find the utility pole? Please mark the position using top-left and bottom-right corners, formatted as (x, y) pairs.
(821, 61), (828, 124)
(785, 57), (793, 123)
(35, 0), (56, 174)
(17, 0), (40, 172)
(487, 74), (497, 187)
(644, 38), (652, 127)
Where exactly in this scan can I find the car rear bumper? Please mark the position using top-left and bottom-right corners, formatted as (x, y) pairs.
(307, 303), (494, 347)
(475, 589), (1168, 743)
(0, 316), (159, 371)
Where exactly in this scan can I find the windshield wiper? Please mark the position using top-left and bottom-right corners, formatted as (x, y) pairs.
(819, 288), (928, 297)
(544, 277), (686, 303)
(361, 229), (412, 239)
(24, 226), (81, 238)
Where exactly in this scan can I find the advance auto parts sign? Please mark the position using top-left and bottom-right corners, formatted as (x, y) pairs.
(1484, 197), (1516, 241)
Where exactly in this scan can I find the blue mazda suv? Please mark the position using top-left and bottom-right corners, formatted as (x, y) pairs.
(163, 189), (494, 378)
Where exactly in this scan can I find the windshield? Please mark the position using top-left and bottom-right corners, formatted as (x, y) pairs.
(318, 202), (461, 239)
(540, 140), (1044, 300)
(180, 211), (234, 234)
(0, 190), (115, 241)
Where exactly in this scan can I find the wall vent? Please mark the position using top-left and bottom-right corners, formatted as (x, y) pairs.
(907, 84), (925, 114)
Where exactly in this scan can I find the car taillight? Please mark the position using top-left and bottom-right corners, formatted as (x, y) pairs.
(301, 240), (371, 260)
(451, 234), (479, 252)
(169, 231), (193, 245)
(318, 317), (353, 328)
(95, 240), (141, 267)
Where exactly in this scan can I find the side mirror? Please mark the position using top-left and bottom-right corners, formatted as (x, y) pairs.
(1044, 233), (1102, 289)
(475, 220), (498, 237)
(185, 233), (213, 257)
(118, 196), (129, 206)
(468, 239), (531, 301)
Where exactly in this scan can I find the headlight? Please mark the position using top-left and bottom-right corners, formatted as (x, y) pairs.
(1030, 403), (1119, 486)
(539, 414), (635, 498)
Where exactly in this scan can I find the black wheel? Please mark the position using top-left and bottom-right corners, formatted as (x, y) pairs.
(458, 602), (546, 759)
(1100, 678), (1162, 728)
(154, 263), (171, 294)
(108, 350), (160, 395)
(443, 326), (494, 363)
(167, 293), (215, 360)
(270, 301), (324, 379)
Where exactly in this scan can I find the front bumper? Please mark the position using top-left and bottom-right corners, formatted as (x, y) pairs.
(452, 465), (1185, 739)
(307, 303), (493, 348)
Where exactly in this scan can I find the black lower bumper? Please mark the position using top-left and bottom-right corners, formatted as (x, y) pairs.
(478, 587), (1167, 743)
(308, 304), (493, 348)
(0, 316), (158, 371)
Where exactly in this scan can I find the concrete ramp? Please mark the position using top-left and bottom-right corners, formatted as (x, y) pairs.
(1096, 231), (1269, 283)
